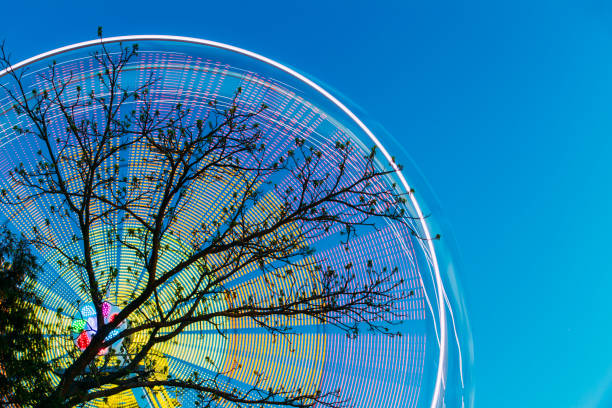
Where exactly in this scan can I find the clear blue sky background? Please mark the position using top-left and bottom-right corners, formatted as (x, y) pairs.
(2, 0), (612, 406)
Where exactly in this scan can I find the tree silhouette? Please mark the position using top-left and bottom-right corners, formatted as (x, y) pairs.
(0, 33), (423, 407)
(0, 224), (56, 407)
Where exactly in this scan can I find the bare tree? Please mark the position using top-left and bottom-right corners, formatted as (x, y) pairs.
(0, 33), (424, 408)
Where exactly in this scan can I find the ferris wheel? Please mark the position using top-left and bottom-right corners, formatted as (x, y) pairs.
(0, 36), (471, 408)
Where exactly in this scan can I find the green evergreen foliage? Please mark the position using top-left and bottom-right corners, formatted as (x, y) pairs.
(0, 225), (56, 407)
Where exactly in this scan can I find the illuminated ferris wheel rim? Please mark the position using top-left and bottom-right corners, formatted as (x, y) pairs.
(0, 35), (448, 408)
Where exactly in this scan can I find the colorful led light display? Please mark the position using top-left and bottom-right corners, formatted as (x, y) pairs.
(102, 302), (111, 318)
(70, 302), (127, 356)
(71, 319), (86, 333)
(76, 331), (90, 350)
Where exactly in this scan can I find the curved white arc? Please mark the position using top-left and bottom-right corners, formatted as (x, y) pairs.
(0, 35), (449, 408)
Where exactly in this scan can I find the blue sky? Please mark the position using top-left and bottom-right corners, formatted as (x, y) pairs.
(2, 0), (612, 406)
